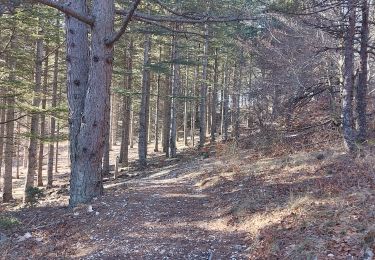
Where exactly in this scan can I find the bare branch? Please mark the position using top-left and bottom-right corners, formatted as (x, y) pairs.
(116, 9), (257, 24)
(106, 0), (141, 45)
(152, 0), (200, 19)
(33, 0), (94, 26)
(0, 114), (28, 125)
(137, 17), (205, 37)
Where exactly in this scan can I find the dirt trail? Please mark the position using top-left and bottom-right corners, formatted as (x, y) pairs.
(1, 156), (251, 259)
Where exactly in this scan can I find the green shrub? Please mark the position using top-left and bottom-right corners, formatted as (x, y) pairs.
(0, 216), (20, 230)
(25, 187), (44, 207)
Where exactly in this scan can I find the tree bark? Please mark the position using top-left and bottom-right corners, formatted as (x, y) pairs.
(191, 62), (199, 146)
(130, 104), (134, 148)
(163, 74), (172, 154)
(356, 0), (369, 143)
(138, 33), (152, 167)
(222, 59), (229, 142)
(47, 27), (59, 188)
(169, 32), (180, 158)
(211, 48), (218, 142)
(24, 33), (43, 202)
(199, 24), (209, 148)
(342, 0), (356, 152)
(3, 36), (16, 202)
(102, 93), (110, 176)
(0, 101), (5, 180)
(154, 46), (162, 152)
(37, 50), (49, 187)
(69, 0), (114, 206)
(233, 54), (243, 141)
(16, 122), (21, 180)
(119, 37), (133, 166)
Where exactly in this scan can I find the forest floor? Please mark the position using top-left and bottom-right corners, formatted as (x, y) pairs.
(1, 136), (375, 259)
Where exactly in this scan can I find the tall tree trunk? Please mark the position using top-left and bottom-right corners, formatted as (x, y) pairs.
(102, 93), (111, 176)
(55, 124), (59, 172)
(119, 38), (133, 166)
(163, 75), (172, 154)
(130, 105), (134, 148)
(356, 0), (369, 143)
(191, 63), (199, 147)
(3, 37), (16, 202)
(109, 94), (114, 150)
(47, 27), (59, 188)
(154, 46), (162, 152)
(148, 92), (153, 144)
(233, 54), (243, 141)
(24, 33), (43, 202)
(199, 25), (209, 148)
(206, 83), (211, 137)
(3, 97), (15, 202)
(342, 0), (357, 152)
(0, 102), (5, 180)
(69, 0), (114, 206)
(16, 122), (21, 179)
(183, 89), (188, 146)
(65, 0), (90, 204)
(37, 50), (49, 187)
(169, 32), (180, 158)
(138, 34), (152, 167)
(23, 144), (28, 169)
(211, 48), (218, 142)
(222, 59), (229, 142)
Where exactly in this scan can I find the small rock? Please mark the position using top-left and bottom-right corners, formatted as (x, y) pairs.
(17, 232), (32, 242)
(95, 212), (100, 216)
(327, 253), (334, 258)
(160, 249), (166, 254)
(234, 245), (243, 250)
(364, 247), (374, 260)
(0, 232), (8, 244)
(73, 212), (80, 216)
(87, 205), (94, 213)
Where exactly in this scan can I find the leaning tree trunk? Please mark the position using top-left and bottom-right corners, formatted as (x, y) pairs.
(37, 52), (49, 187)
(69, 0), (114, 206)
(199, 25), (209, 148)
(24, 34), (43, 202)
(342, 0), (356, 152)
(138, 33), (152, 167)
(356, 0), (369, 143)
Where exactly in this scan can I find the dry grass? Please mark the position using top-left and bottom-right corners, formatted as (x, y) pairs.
(197, 140), (375, 259)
